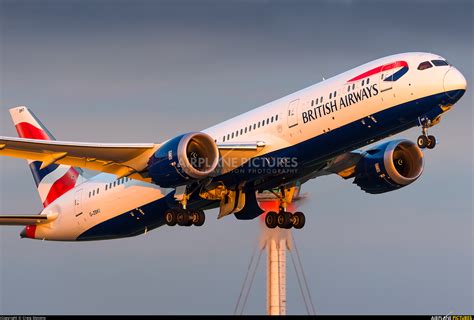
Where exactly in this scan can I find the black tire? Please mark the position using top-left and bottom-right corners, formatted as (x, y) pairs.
(176, 209), (190, 226)
(292, 212), (306, 229)
(427, 135), (436, 149)
(417, 135), (428, 149)
(277, 211), (292, 229)
(265, 211), (278, 229)
(193, 209), (206, 227)
(164, 209), (177, 226)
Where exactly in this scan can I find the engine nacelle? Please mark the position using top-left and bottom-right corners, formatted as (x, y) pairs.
(353, 139), (424, 194)
(147, 132), (219, 188)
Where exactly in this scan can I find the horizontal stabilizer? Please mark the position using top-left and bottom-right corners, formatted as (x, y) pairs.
(0, 214), (56, 226)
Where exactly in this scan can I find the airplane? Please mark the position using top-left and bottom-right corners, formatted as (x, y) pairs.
(0, 52), (467, 241)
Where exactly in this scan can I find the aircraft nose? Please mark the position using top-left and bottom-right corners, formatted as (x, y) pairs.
(443, 67), (467, 101)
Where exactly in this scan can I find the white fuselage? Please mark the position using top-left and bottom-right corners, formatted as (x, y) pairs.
(31, 52), (466, 240)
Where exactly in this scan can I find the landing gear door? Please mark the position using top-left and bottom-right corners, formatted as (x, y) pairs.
(287, 99), (299, 128)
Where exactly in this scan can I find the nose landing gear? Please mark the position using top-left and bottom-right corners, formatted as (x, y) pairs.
(417, 117), (437, 149)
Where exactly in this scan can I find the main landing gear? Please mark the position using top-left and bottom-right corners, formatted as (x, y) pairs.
(164, 208), (205, 227)
(265, 210), (305, 229)
(417, 117), (436, 149)
(165, 185), (206, 227)
(264, 186), (306, 229)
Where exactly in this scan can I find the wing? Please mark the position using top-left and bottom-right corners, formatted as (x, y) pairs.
(0, 214), (55, 226)
(298, 151), (364, 184)
(0, 136), (160, 182)
(0, 136), (268, 181)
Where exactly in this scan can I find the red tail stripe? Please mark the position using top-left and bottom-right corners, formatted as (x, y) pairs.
(15, 122), (51, 140)
(348, 60), (408, 82)
(43, 167), (79, 207)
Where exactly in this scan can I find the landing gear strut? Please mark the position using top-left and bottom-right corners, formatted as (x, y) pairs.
(264, 187), (306, 230)
(417, 117), (436, 149)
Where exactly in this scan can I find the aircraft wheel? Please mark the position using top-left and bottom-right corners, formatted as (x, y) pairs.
(427, 135), (436, 149)
(164, 208), (177, 226)
(265, 211), (278, 229)
(277, 211), (292, 229)
(417, 135), (428, 149)
(292, 212), (306, 229)
(176, 209), (190, 226)
(192, 209), (206, 227)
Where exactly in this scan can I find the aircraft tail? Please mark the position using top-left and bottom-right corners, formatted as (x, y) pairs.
(9, 106), (86, 207)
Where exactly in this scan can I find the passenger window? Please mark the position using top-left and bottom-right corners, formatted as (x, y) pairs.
(92, 190), (95, 196)
(352, 84), (355, 90)
(240, 129), (243, 135)
(315, 98), (319, 104)
(329, 93), (332, 99)
(266, 118), (269, 125)
(347, 86), (350, 92)
(432, 60), (448, 66)
(334, 91), (337, 98)
(89, 191), (91, 198)
(258, 122), (261, 128)
(418, 61), (433, 70)
(253, 124), (256, 130)
(362, 80), (365, 86)
(367, 78), (370, 85)
(223, 136), (226, 142)
(275, 115), (278, 121)
(105, 185), (108, 191)
(271, 116), (274, 122)
(97, 188), (99, 194)
(311, 100), (314, 106)
(232, 132), (234, 138)
(249, 125), (252, 131)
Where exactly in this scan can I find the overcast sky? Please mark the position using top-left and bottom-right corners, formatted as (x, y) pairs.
(0, 0), (472, 315)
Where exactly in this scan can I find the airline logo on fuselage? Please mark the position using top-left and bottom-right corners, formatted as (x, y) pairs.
(302, 83), (379, 123)
(302, 60), (409, 124)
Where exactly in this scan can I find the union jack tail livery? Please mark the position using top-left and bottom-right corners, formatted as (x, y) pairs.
(9, 106), (86, 207)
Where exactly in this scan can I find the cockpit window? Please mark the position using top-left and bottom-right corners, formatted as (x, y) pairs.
(417, 61), (433, 70)
(431, 60), (449, 66)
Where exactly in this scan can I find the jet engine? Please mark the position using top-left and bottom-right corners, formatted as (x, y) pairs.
(353, 139), (424, 194)
(147, 132), (219, 188)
